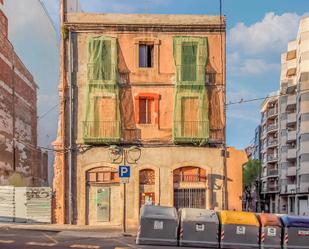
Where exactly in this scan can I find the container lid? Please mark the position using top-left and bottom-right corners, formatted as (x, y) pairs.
(140, 205), (178, 220)
(259, 213), (281, 227)
(219, 211), (260, 227)
(281, 215), (309, 228)
(181, 208), (219, 223)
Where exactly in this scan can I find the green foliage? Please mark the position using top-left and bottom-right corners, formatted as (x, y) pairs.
(243, 159), (261, 188)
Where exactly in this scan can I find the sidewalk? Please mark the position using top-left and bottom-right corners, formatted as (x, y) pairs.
(0, 222), (137, 238)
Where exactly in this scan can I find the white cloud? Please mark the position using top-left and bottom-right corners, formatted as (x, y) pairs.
(229, 57), (280, 76)
(229, 12), (306, 55)
(227, 109), (260, 123)
(228, 12), (307, 76)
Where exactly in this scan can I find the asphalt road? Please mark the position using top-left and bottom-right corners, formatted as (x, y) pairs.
(0, 228), (199, 249)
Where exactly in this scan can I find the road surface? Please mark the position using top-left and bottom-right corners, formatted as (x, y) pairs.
(0, 227), (199, 249)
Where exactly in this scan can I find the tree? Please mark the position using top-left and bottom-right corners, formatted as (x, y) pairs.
(243, 159), (261, 211)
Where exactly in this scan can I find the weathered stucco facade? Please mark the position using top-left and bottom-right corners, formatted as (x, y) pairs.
(54, 9), (245, 226)
(0, 7), (48, 187)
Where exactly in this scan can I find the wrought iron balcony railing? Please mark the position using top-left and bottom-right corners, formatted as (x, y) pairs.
(83, 121), (121, 144)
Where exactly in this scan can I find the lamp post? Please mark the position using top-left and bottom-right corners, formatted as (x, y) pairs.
(108, 145), (141, 233)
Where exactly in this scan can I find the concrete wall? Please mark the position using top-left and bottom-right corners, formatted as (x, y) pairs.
(227, 147), (247, 211)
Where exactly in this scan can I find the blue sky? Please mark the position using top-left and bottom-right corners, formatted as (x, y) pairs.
(1, 0), (309, 156)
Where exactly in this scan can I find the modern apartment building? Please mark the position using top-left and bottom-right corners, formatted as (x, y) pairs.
(259, 16), (309, 215)
(260, 94), (279, 213)
(278, 17), (309, 216)
(53, 2), (248, 226)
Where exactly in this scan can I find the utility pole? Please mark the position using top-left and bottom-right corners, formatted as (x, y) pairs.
(58, 0), (67, 224)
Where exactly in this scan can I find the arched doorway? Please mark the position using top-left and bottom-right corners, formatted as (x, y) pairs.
(173, 166), (207, 209)
(86, 166), (120, 225)
(139, 169), (155, 208)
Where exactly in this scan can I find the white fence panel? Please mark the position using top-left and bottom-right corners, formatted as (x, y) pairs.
(0, 186), (15, 222)
(25, 187), (52, 223)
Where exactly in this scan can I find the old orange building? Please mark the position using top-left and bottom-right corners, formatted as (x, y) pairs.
(53, 3), (246, 227)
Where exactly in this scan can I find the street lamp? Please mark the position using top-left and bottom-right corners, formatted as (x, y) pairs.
(108, 145), (141, 233)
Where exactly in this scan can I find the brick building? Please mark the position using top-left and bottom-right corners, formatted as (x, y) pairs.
(0, 3), (48, 186)
(53, 3), (247, 227)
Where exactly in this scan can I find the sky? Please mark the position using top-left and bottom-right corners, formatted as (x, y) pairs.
(1, 0), (308, 162)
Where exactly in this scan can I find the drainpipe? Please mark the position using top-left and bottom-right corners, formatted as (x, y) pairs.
(60, 0), (66, 224)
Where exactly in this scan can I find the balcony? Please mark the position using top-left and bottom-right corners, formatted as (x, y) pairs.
(287, 166), (297, 176)
(267, 139), (278, 148)
(287, 130), (297, 142)
(267, 124), (278, 133)
(82, 121), (121, 144)
(287, 113), (297, 125)
(267, 154), (278, 163)
(173, 121), (209, 144)
(262, 185), (279, 193)
(173, 174), (207, 183)
(287, 148), (297, 160)
(287, 184), (297, 194)
(286, 95), (296, 109)
(267, 168), (279, 176)
(267, 108), (278, 118)
(286, 79), (297, 94)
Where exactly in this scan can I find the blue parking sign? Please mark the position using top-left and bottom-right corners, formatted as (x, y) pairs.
(119, 165), (130, 178)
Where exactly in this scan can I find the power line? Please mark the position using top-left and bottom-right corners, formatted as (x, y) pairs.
(226, 88), (309, 107)
(38, 103), (59, 120)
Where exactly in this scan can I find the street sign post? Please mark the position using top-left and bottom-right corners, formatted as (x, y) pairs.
(119, 165), (130, 233)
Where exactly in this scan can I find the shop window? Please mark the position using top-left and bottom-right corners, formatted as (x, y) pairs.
(139, 44), (154, 68)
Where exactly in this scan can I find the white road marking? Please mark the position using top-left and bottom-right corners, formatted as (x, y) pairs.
(112, 239), (137, 249)
(43, 233), (58, 244)
(70, 244), (100, 249)
(26, 242), (56, 247)
(0, 240), (14, 244)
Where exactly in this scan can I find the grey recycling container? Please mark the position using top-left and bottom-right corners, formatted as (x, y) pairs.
(258, 213), (282, 249)
(219, 210), (260, 249)
(179, 208), (219, 248)
(136, 205), (178, 246)
(281, 215), (309, 249)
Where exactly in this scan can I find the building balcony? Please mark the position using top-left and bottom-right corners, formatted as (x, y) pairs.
(82, 121), (121, 144)
(267, 139), (278, 148)
(299, 163), (309, 175)
(287, 184), (297, 194)
(287, 166), (297, 176)
(287, 130), (297, 142)
(287, 148), (297, 160)
(267, 154), (278, 163)
(267, 108), (278, 118)
(267, 168), (279, 177)
(267, 124), (278, 133)
(262, 185), (279, 193)
(286, 79), (297, 94)
(286, 95), (297, 109)
(173, 121), (209, 144)
(173, 174), (207, 183)
(287, 113), (297, 125)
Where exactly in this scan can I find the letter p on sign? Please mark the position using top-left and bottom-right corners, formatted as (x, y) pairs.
(119, 165), (130, 178)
